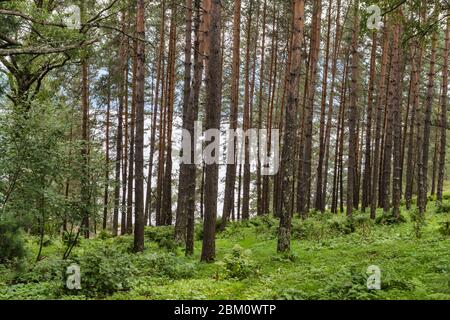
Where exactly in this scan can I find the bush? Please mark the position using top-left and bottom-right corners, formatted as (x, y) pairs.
(327, 216), (355, 235)
(74, 243), (137, 297)
(375, 212), (406, 225)
(0, 219), (26, 264)
(438, 221), (450, 237)
(436, 201), (450, 214)
(15, 257), (69, 284)
(442, 191), (450, 200)
(291, 219), (328, 240)
(217, 244), (257, 280)
(133, 252), (195, 279)
(324, 266), (377, 300)
(97, 230), (113, 240)
(145, 225), (174, 243)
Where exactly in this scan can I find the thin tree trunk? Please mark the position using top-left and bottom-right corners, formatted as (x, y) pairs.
(346, 1), (359, 217)
(221, 0), (241, 229)
(370, 19), (389, 219)
(323, 0), (343, 209)
(418, 33), (437, 214)
(103, 72), (111, 230)
(162, 2), (177, 226)
(391, 22), (402, 218)
(242, 0), (254, 221)
(127, 34), (137, 235)
(299, 0), (321, 217)
(361, 30), (377, 211)
(314, 0), (332, 212)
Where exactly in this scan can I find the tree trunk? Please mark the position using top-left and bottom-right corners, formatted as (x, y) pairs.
(299, 0), (321, 217)
(201, 0), (221, 262)
(346, 1), (359, 217)
(133, 0), (146, 253)
(162, 2), (177, 226)
(418, 33), (437, 215)
(437, 19), (449, 202)
(370, 20), (389, 219)
(314, 0), (332, 212)
(221, 0), (241, 229)
(390, 22), (402, 218)
(242, 0), (254, 221)
(103, 71), (111, 230)
(361, 30), (377, 211)
(277, 0), (304, 253)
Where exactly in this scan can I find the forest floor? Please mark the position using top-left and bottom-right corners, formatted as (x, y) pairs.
(1, 197), (449, 300)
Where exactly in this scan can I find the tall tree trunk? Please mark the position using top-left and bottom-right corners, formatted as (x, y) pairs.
(346, 1), (359, 217)
(113, 10), (127, 236)
(391, 22), (402, 218)
(144, 65), (157, 226)
(314, 0), (332, 212)
(162, 2), (177, 226)
(221, 0), (241, 229)
(121, 50), (129, 235)
(361, 30), (377, 211)
(201, 0), (221, 262)
(418, 33), (437, 214)
(186, 0), (204, 255)
(103, 72), (111, 230)
(437, 19), (449, 202)
(323, 0), (342, 209)
(133, 0), (146, 253)
(331, 53), (349, 213)
(127, 35), (137, 235)
(175, 0), (193, 243)
(256, 0), (267, 216)
(299, 0), (321, 217)
(277, 0), (304, 253)
(370, 20), (389, 219)
(242, 0), (254, 221)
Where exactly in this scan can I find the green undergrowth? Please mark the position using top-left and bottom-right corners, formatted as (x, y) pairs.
(1, 201), (449, 300)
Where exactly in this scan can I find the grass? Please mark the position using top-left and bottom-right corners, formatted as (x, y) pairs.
(1, 200), (449, 300)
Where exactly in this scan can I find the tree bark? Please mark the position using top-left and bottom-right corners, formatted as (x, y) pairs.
(277, 0), (304, 253)
(201, 0), (221, 262)
(133, 0), (146, 252)
(437, 19), (449, 202)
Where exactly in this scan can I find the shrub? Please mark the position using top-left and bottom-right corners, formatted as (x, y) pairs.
(97, 230), (113, 240)
(291, 219), (328, 240)
(133, 252), (195, 279)
(74, 244), (137, 297)
(438, 221), (450, 237)
(0, 219), (26, 264)
(324, 266), (378, 300)
(375, 212), (406, 225)
(327, 216), (355, 235)
(217, 244), (257, 280)
(15, 257), (69, 284)
(435, 201), (450, 214)
(145, 225), (174, 243)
